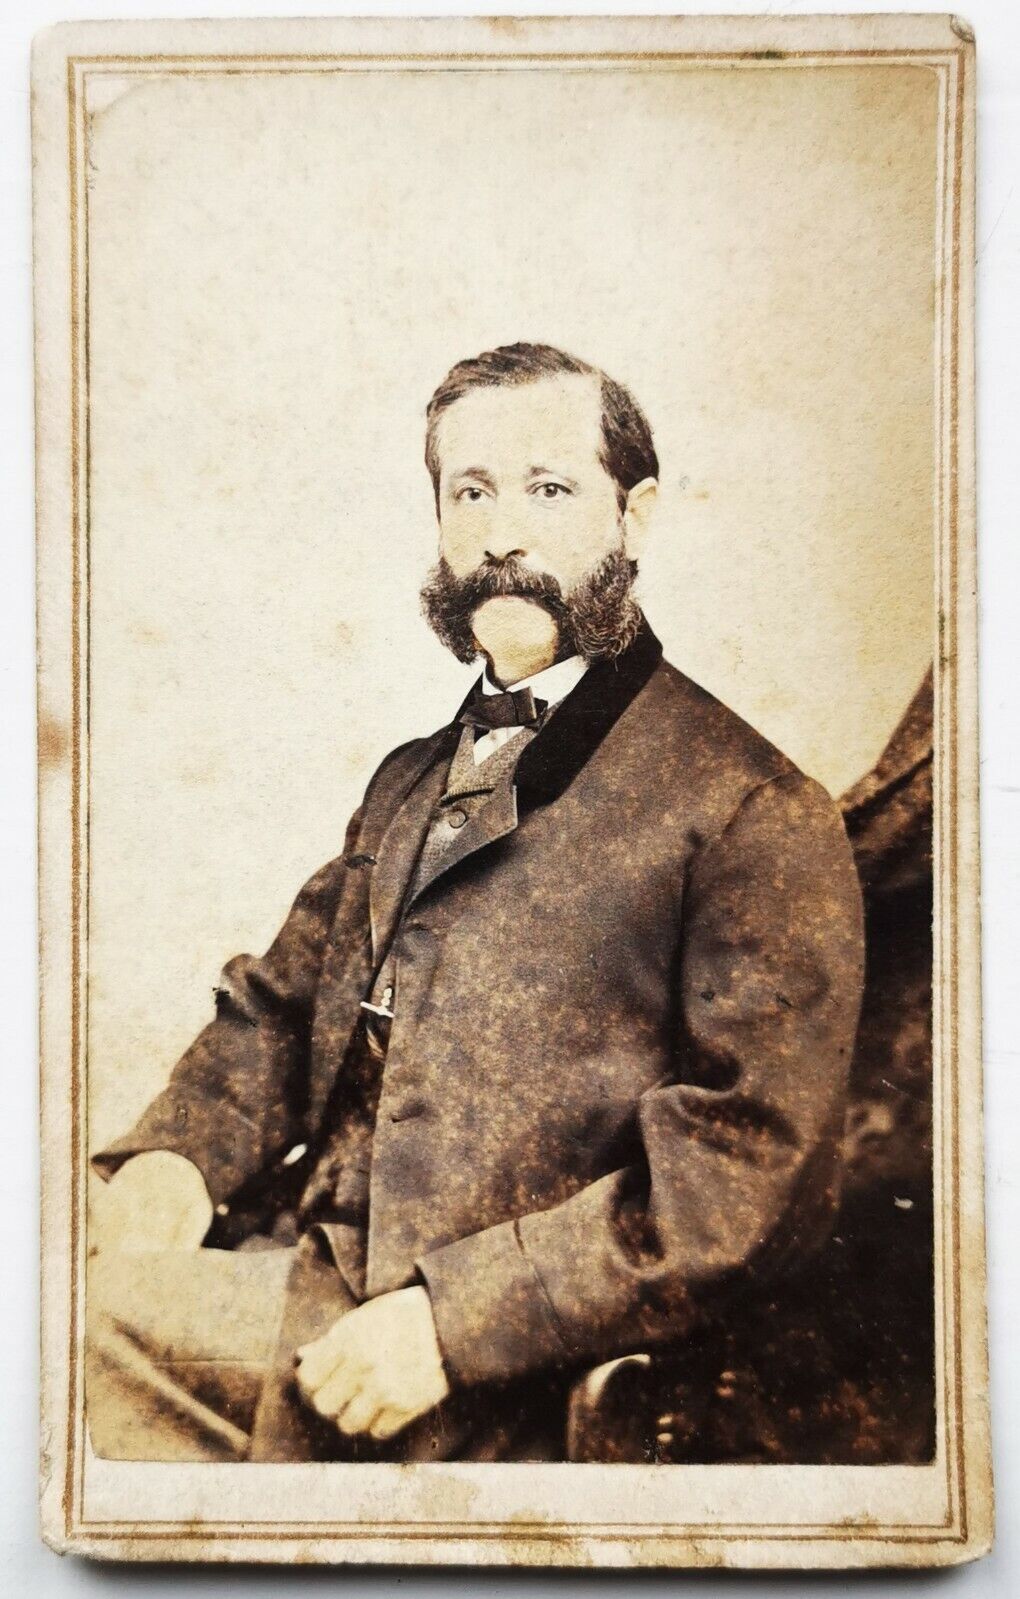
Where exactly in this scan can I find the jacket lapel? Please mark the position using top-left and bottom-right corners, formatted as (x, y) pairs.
(368, 734), (456, 964)
(514, 617), (663, 811)
(370, 618), (664, 939)
(403, 779), (519, 910)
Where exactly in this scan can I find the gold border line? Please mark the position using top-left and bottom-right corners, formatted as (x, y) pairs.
(63, 46), (969, 1550)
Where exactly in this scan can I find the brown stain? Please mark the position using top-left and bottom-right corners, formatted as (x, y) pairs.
(485, 18), (526, 39)
(38, 713), (70, 772)
(479, 1507), (603, 1568)
(128, 621), (168, 646)
(178, 758), (222, 788)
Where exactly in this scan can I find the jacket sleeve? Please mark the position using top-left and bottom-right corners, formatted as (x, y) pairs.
(92, 812), (362, 1206)
(418, 773), (865, 1388)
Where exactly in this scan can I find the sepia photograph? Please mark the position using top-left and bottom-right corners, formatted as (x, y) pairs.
(33, 11), (988, 1567)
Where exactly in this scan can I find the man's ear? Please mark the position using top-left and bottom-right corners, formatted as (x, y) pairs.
(621, 477), (658, 559)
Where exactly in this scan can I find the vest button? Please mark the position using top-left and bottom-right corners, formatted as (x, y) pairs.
(447, 808), (468, 829)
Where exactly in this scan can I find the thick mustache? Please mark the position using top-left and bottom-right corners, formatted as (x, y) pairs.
(420, 547), (641, 667)
(456, 557), (568, 613)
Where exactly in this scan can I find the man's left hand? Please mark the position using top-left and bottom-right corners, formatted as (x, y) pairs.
(295, 1285), (450, 1442)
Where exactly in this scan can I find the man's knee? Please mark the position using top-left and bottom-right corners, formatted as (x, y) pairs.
(84, 1248), (284, 1462)
(87, 1245), (293, 1363)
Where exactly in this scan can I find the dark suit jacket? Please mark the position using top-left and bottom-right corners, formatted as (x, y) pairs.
(97, 622), (865, 1392)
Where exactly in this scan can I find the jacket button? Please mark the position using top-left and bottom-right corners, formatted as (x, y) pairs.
(447, 808), (468, 829)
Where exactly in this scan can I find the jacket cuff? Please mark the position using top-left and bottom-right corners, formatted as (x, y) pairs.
(417, 1217), (574, 1387)
(90, 1092), (262, 1207)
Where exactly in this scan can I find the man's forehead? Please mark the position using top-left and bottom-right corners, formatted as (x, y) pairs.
(435, 373), (603, 473)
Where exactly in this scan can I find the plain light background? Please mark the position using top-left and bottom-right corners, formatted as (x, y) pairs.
(83, 51), (937, 1146)
(3, 1), (1018, 1593)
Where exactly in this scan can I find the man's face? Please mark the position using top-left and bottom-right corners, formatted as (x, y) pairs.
(433, 373), (624, 592)
(422, 370), (656, 675)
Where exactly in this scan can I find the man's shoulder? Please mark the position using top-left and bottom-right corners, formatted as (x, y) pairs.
(363, 725), (455, 804)
(644, 655), (802, 790)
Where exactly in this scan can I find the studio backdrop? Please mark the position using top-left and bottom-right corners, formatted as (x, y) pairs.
(82, 60), (936, 1147)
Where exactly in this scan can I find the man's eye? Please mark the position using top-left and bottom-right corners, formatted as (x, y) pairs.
(532, 482), (571, 500)
(457, 486), (486, 503)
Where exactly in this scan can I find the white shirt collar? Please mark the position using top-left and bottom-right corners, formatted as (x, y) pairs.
(480, 653), (589, 709)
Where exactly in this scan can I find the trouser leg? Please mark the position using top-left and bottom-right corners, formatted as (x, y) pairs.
(250, 1229), (570, 1463)
(86, 1247), (293, 1462)
(249, 1229), (362, 1461)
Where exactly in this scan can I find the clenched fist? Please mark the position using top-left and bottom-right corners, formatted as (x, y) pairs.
(295, 1286), (450, 1442)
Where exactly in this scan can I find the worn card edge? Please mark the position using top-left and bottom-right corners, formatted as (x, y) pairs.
(32, 11), (990, 1569)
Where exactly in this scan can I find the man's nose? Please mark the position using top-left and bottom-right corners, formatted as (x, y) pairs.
(482, 511), (529, 563)
(476, 491), (536, 563)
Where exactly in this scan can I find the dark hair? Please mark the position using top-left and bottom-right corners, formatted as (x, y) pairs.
(424, 342), (659, 513)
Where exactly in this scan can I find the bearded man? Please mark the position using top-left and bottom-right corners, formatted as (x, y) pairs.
(87, 342), (864, 1464)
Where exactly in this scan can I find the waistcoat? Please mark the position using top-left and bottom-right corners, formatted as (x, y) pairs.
(297, 720), (538, 1231)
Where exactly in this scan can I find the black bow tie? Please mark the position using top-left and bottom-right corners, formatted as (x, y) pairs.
(459, 685), (548, 734)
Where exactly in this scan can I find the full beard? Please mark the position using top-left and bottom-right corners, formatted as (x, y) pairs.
(419, 548), (642, 666)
